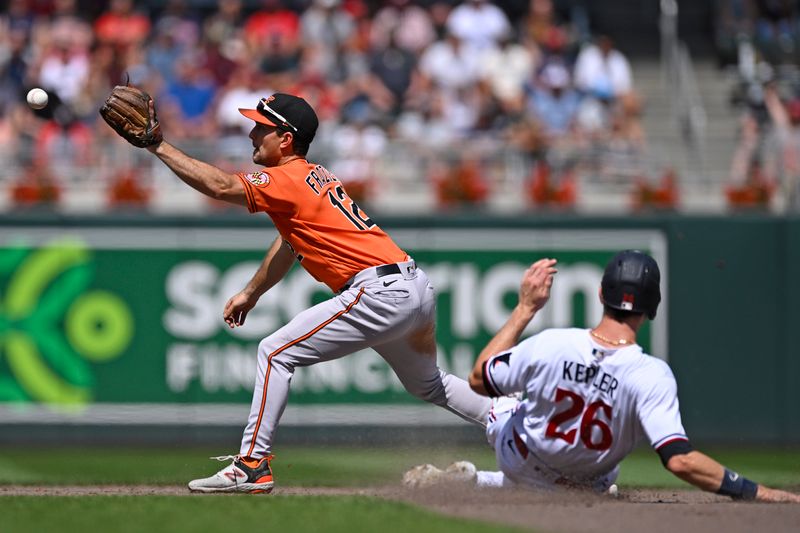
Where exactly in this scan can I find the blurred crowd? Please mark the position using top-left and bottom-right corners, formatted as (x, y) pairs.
(716, 0), (800, 209)
(0, 0), (649, 212)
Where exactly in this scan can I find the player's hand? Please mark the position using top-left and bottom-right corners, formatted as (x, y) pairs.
(756, 485), (800, 503)
(223, 291), (257, 328)
(518, 258), (557, 313)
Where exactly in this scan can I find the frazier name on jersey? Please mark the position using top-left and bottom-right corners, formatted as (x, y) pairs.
(304, 166), (338, 195)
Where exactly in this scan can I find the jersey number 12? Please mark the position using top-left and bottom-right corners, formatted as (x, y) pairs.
(545, 387), (613, 451)
(327, 185), (375, 230)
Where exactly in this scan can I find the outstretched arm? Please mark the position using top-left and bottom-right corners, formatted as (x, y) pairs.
(99, 87), (247, 206)
(666, 450), (800, 502)
(223, 237), (296, 328)
(469, 258), (557, 394)
(147, 141), (247, 206)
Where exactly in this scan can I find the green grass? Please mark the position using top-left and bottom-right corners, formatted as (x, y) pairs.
(1, 445), (798, 488)
(0, 445), (798, 533)
(0, 446), (518, 533)
(0, 446), (497, 486)
(0, 495), (522, 533)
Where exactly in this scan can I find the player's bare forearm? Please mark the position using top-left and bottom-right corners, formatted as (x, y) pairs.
(243, 237), (295, 299)
(667, 450), (800, 502)
(224, 238), (295, 328)
(469, 259), (558, 394)
(666, 451), (726, 492)
(147, 141), (247, 206)
(469, 305), (537, 394)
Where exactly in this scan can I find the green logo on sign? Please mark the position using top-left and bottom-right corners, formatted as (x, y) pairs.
(0, 241), (133, 405)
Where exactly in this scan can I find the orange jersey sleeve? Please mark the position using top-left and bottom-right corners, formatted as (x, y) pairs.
(238, 160), (407, 291)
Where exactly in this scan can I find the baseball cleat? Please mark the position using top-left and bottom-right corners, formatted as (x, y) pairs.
(402, 461), (477, 489)
(188, 455), (274, 494)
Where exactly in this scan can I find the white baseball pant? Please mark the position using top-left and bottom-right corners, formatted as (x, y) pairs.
(479, 396), (618, 491)
(239, 259), (492, 458)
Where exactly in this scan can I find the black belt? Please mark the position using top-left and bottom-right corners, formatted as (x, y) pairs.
(339, 263), (402, 292)
(375, 264), (401, 277)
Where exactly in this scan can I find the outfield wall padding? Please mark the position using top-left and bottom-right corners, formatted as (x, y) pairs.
(0, 213), (797, 444)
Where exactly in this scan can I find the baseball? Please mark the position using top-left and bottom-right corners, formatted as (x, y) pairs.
(27, 88), (48, 110)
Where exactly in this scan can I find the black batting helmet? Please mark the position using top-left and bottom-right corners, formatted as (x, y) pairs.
(601, 250), (661, 320)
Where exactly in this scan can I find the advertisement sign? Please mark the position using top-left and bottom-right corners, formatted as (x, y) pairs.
(0, 227), (666, 425)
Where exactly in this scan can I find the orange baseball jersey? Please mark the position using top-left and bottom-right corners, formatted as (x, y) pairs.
(238, 159), (408, 292)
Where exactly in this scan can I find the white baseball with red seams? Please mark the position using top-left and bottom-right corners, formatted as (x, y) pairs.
(27, 88), (48, 110)
(481, 328), (688, 490)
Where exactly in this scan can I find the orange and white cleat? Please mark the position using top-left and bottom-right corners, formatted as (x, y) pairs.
(188, 455), (274, 494)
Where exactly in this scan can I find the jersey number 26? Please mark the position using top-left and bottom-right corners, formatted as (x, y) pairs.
(545, 387), (613, 451)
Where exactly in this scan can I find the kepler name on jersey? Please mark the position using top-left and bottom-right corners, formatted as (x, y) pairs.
(562, 360), (619, 399)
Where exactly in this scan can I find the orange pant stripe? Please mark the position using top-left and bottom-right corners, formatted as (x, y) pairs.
(246, 288), (366, 457)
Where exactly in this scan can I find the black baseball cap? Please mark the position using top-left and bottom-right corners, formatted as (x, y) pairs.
(239, 93), (319, 145)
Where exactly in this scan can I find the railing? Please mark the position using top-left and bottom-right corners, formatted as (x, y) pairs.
(660, 0), (708, 184)
(0, 128), (667, 215)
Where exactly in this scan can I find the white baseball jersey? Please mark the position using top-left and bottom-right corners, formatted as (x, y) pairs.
(483, 328), (687, 486)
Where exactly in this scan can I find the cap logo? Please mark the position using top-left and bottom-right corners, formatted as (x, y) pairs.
(245, 171), (270, 187)
(620, 293), (634, 310)
(265, 95), (275, 103)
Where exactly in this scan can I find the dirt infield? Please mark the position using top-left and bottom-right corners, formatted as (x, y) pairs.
(399, 485), (800, 533)
(2, 484), (799, 533)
